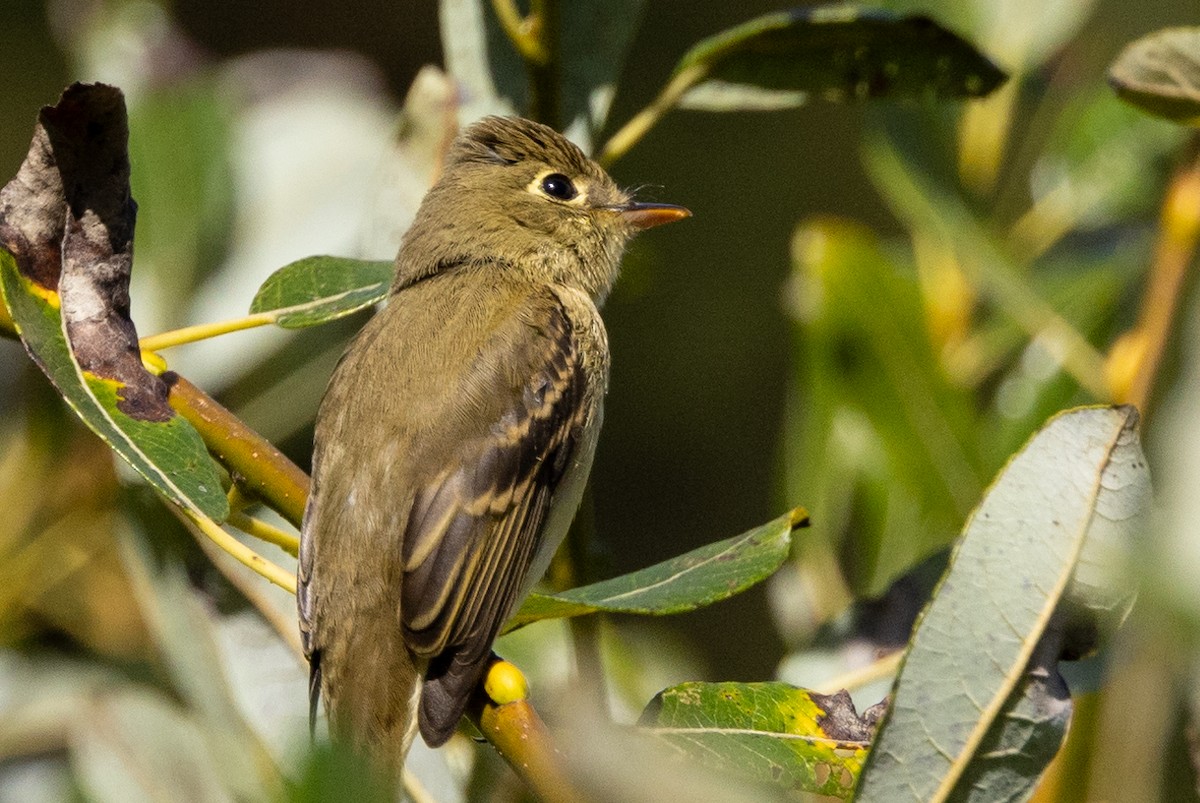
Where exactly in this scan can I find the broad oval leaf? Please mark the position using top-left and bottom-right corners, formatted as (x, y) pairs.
(676, 6), (1006, 112)
(0, 83), (227, 521)
(640, 682), (871, 799)
(855, 406), (1150, 802)
(504, 508), (806, 633)
(249, 255), (394, 329)
(1109, 27), (1200, 124)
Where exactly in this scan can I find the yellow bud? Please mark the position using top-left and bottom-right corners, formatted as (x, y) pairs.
(484, 659), (529, 705)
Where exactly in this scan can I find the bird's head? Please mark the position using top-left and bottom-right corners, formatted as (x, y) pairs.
(393, 116), (689, 302)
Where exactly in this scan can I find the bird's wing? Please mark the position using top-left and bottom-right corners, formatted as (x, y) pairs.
(400, 292), (592, 745)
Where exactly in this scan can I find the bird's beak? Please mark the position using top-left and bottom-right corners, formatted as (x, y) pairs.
(612, 202), (692, 230)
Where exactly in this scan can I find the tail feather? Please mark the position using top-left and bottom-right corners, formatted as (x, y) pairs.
(322, 622), (422, 769)
(308, 649), (321, 739)
(418, 651), (490, 746)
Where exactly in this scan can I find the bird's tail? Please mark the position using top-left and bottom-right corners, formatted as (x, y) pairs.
(319, 617), (423, 771)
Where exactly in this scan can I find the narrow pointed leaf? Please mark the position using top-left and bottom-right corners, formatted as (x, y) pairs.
(504, 508), (806, 633)
(0, 83), (226, 521)
(640, 682), (872, 799)
(675, 6), (1006, 112)
(1109, 27), (1200, 124)
(855, 406), (1150, 802)
(248, 255), (394, 328)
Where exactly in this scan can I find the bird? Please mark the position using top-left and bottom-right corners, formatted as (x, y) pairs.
(297, 115), (689, 767)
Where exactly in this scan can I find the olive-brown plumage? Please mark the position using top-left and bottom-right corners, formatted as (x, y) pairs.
(298, 116), (687, 765)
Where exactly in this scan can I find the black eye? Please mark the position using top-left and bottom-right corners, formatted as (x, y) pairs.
(540, 173), (577, 200)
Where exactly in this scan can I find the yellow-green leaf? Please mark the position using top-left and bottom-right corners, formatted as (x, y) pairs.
(641, 682), (871, 798)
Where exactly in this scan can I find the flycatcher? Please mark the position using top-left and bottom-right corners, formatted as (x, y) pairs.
(298, 115), (689, 765)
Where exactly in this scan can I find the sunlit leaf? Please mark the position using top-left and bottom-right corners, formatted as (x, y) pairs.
(676, 6), (1006, 112)
(0, 83), (227, 521)
(855, 406), (1150, 801)
(504, 508), (805, 633)
(1109, 27), (1200, 124)
(640, 682), (871, 798)
(248, 255), (394, 329)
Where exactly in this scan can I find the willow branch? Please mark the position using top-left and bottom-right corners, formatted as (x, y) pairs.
(163, 373), (310, 528)
(470, 658), (588, 803)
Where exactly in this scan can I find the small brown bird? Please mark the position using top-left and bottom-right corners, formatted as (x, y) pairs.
(298, 116), (688, 765)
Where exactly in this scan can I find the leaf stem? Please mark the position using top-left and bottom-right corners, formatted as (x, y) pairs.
(177, 506), (297, 593)
(227, 510), (300, 557)
(189, 517), (306, 660)
(490, 0), (547, 63)
(139, 312), (277, 351)
(598, 65), (708, 167)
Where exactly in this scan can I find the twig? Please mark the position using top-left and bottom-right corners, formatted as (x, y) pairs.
(228, 510), (300, 557)
(598, 65), (708, 167)
(163, 373), (310, 528)
(490, 0), (547, 64)
(470, 658), (588, 803)
(139, 312), (276, 351)
(172, 504), (297, 593)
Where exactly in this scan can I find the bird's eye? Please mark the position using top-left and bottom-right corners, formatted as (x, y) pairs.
(540, 173), (577, 201)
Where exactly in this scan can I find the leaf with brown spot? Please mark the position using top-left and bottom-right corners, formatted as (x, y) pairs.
(0, 83), (227, 521)
(639, 681), (870, 798)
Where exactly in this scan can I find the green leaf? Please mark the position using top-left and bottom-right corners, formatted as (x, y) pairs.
(504, 508), (806, 633)
(128, 76), (234, 315)
(640, 682), (870, 798)
(1109, 27), (1200, 124)
(248, 255), (394, 328)
(676, 6), (1006, 112)
(855, 405), (1150, 802)
(0, 84), (227, 521)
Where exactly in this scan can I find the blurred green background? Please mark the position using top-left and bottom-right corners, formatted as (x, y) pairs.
(3, 0), (1200, 800)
